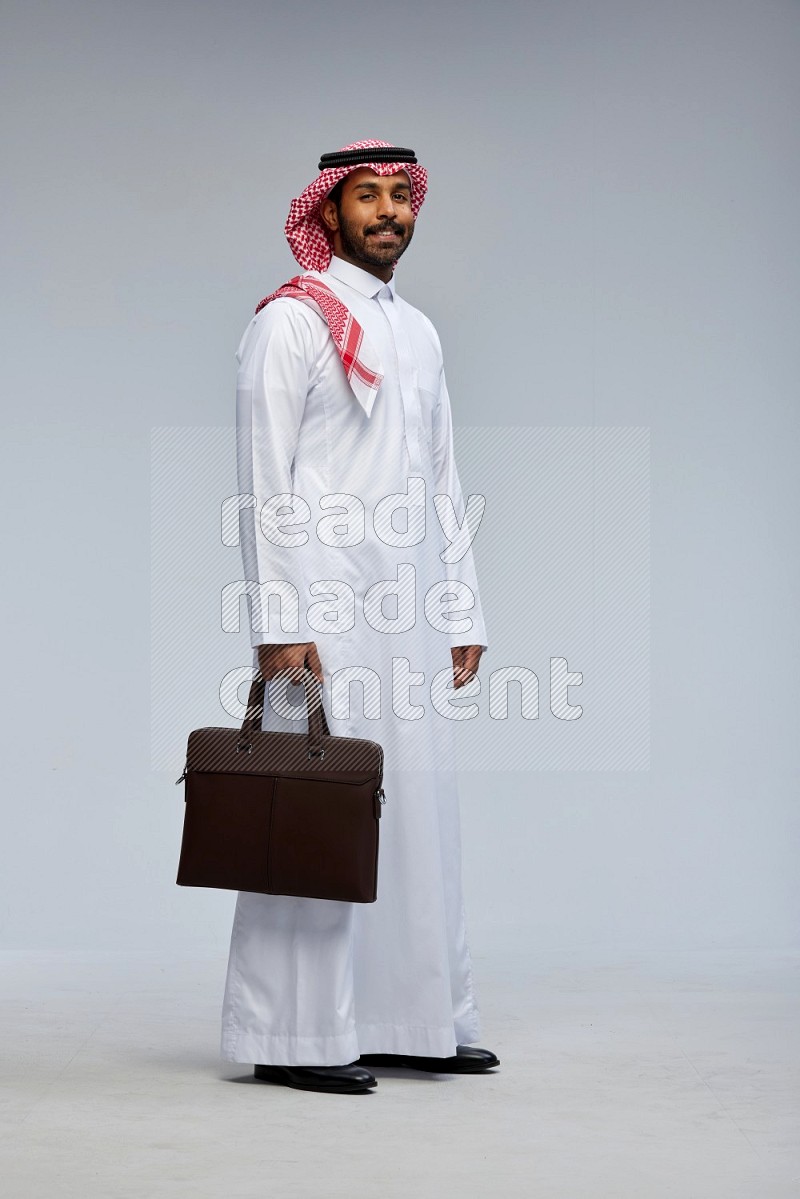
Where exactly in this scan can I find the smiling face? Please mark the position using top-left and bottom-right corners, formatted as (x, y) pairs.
(319, 167), (415, 280)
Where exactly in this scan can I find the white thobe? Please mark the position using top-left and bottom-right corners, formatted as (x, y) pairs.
(220, 254), (489, 1066)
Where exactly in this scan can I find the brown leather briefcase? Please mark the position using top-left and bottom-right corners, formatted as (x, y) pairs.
(175, 660), (386, 902)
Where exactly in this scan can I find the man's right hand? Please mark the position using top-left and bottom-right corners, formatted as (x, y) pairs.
(257, 642), (323, 686)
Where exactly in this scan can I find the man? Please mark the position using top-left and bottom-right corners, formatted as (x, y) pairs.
(221, 139), (499, 1094)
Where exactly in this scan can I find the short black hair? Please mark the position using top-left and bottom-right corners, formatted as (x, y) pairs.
(326, 178), (345, 209)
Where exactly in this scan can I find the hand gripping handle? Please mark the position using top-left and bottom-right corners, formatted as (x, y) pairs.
(237, 650), (330, 757)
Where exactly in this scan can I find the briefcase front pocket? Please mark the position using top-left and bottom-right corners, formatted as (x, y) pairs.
(269, 776), (380, 902)
(177, 769), (380, 903)
(177, 770), (276, 894)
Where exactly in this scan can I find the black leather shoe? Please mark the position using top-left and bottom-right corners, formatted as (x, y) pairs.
(254, 1062), (377, 1093)
(358, 1045), (500, 1073)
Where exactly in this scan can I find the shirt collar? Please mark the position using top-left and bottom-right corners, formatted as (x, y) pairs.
(324, 254), (396, 300)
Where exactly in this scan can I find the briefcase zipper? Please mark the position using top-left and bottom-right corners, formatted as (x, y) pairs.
(176, 763), (383, 803)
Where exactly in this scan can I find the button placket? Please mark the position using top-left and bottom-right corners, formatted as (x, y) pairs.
(377, 293), (424, 476)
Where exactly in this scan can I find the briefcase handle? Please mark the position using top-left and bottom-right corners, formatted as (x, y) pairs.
(237, 650), (331, 758)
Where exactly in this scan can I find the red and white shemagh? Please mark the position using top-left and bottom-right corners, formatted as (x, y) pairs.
(284, 137), (428, 273)
(254, 274), (384, 417)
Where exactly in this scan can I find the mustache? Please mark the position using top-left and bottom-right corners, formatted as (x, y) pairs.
(365, 222), (405, 235)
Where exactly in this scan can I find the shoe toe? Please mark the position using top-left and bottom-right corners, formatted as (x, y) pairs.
(456, 1045), (500, 1068)
(343, 1064), (378, 1086)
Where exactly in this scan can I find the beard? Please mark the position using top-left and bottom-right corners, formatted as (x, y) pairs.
(337, 209), (414, 269)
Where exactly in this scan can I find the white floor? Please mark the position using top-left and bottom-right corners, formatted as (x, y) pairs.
(1, 947), (798, 1198)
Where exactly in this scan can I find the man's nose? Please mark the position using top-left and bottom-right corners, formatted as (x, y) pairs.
(376, 192), (398, 220)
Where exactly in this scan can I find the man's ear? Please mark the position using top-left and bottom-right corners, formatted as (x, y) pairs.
(319, 198), (339, 235)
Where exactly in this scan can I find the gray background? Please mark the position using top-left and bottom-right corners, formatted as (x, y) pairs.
(2, 0), (798, 957)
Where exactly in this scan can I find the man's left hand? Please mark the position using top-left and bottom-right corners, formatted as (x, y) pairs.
(451, 645), (484, 690)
